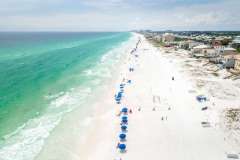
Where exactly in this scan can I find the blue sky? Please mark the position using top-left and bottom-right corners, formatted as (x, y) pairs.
(0, 0), (239, 31)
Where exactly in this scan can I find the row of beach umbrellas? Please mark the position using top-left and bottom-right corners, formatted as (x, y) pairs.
(115, 83), (129, 152)
(115, 42), (139, 154)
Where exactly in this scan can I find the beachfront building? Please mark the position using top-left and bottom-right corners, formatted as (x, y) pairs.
(191, 44), (220, 58)
(189, 41), (202, 49)
(219, 47), (237, 56)
(222, 55), (236, 69)
(212, 37), (232, 47)
(162, 33), (175, 42)
(212, 37), (223, 46)
(192, 44), (211, 53)
(231, 36), (240, 51)
(234, 55), (240, 71)
(178, 41), (189, 50)
(203, 48), (218, 58)
(153, 35), (162, 42)
(178, 40), (199, 50)
(218, 48), (238, 69)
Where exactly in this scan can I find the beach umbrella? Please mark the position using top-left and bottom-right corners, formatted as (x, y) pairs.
(115, 97), (121, 100)
(121, 108), (128, 113)
(117, 92), (122, 98)
(119, 91), (124, 95)
(196, 95), (207, 102)
(121, 125), (127, 131)
(118, 143), (126, 150)
(121, 119), (128, 124)
(115, 98), (121, 103)
(119, 133), (126, 140)
(116, 95), (122, 98)
(121, 116), (128, 120)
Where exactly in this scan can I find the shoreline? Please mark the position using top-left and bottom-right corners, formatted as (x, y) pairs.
(35, 33), (140, 160)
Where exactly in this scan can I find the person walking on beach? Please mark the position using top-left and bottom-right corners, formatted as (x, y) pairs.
(129, 109), (132, 114)
(116, 142), (120, 149)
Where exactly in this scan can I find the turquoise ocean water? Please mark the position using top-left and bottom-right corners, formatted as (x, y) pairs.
(0, 32), (131, 159)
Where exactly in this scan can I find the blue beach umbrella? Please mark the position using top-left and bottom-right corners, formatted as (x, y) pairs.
(120, 84), (124, 87)
(196, 95), (207, 102)
(121, 108), (128, 113)
(115, 97), (121, 100)
(117, 92), (122, 98)
(121, 119), (128, 124)
(115, 99), (121, 103)
(121, 125), (127, 131)
(119, 133), (126, 140)
(118, 143), (126, 150)
(121, 116), (128, 120)
(119, 91), (124, 95)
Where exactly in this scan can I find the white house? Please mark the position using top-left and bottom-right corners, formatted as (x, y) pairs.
(162, 33), (175, 42)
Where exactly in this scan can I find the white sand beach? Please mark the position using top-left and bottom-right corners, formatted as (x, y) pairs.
(36, 33), (240, 160)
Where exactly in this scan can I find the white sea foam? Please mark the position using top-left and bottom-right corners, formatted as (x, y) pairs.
(0, 87), (91, 160)
(0, 33), (137, 160)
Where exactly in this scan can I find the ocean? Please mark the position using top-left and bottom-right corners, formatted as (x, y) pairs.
(0, 32), (131, 160)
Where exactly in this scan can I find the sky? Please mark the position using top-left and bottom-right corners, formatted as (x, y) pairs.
(0, 0), (239, 31)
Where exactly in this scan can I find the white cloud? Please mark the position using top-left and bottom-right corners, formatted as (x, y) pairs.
(0, 0), (239, 31)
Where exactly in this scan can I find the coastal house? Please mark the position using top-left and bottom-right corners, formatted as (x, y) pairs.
(162, 33), (175, 42)
(209, 57), (224, 64)
(212, 37), (223, 46)
(179, 41), (189, 50)
(231, 36), (240, 49)
(219, 47), (237, 56)
(191, 44), (220, 58)
(189, 41), (202, 49)
(153, 35), (162, 42)
(234, 55), (240, 71)
(192, 44), (211, 53)
(191, 44), (210, 54)
(203, 48), (218, 58)
(212, 37), (232, 46)
(220, 49), (238, 69)
(224, 57), (235, 69)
